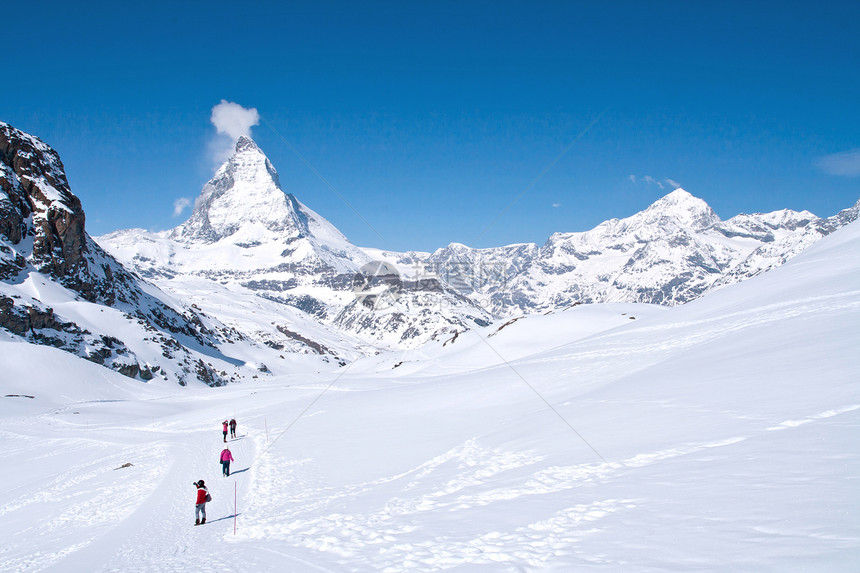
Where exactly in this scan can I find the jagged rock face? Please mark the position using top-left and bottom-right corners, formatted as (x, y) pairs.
(0, 122), (90, 288)
(0, 122), (239, 386)
(0, 123), (146, 305)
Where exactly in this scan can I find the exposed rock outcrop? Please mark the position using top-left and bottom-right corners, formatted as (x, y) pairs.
(0, 121), (231, 386)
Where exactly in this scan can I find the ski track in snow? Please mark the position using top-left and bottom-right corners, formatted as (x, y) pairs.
(0, 412), (265, 572)
(765, 404), (860, 432)
(2, 384), (857, 571)
(1, 396), (856, 571)
(89, 430), (260, 573)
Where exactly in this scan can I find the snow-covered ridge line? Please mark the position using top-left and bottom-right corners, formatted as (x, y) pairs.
(4, 119), (859, 384)
(409, 188), (860, 314)
(99, 133), (859, 346)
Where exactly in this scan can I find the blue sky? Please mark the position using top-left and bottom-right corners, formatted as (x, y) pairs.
(3, 1), (858, 251)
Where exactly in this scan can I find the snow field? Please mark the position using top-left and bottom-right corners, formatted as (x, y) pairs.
(1, 221), (859, 571)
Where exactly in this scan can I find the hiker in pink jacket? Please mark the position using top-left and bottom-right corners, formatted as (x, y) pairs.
(222, 420), (228, 443)
(220, 447), (234, 477)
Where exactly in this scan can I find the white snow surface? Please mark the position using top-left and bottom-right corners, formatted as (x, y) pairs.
(2, 221), (859, 571)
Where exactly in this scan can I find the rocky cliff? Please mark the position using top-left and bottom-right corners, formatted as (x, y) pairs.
(0, 121), (254, 385)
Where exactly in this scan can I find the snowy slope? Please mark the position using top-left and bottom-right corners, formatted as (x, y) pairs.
(3, 220), (858, 571)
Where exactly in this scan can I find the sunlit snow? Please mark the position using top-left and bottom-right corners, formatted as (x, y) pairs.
(2, 220), (858, 571)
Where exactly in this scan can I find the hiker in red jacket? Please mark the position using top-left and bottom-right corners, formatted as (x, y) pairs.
(220, 447), (234, 477)
(222, 420), (228, 443)
(194, 480), (208, 525)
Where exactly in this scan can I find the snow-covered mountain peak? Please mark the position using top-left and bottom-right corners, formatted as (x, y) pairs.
(235, 134), (260, 153)
(170, 136), (310, 244)
(641, 188), (720, 230)
(659, 187), (692, 201)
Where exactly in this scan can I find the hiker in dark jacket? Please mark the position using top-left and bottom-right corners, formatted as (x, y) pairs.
(194, 480), (208, 525)
(229, 418), (237, 439)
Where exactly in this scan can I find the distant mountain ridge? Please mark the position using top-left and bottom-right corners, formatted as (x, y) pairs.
(411, 188), (859, 315)
(100, 134), (858, 340)
(3, 120), (858, 387)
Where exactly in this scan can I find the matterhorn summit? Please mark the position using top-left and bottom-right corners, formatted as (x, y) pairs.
(172, 136), (330, 245)
(98, 135), (492, 351)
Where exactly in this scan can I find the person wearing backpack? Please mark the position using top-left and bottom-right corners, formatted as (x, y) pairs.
(194, 480), (210, 525)
(220, 447), (234, 477)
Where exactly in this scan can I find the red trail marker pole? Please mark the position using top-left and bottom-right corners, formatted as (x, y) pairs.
(234, 481), (237, 535)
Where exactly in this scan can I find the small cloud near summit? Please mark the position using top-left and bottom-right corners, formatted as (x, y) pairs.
(211, 100), (260, 141)
(817, 149), (860, 177)
(630, 175), (682, 190)
(643, 175), (664, 189)
(629, 175), (667, 189)
(208, 100), (260, 168)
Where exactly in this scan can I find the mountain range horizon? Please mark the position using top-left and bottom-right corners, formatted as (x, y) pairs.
(2, 119), (859, 385)
(114, 133), (859, 256)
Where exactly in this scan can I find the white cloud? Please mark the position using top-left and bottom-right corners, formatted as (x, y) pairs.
(642, 175), (664, 189)
(208, 100), (260, 168)
(210, 100), (260, 141)
(173, 197), (191, 217)
(631, 174), (679, 190)
(552, 203), (561, 208)
(817, 149), (860, 177)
